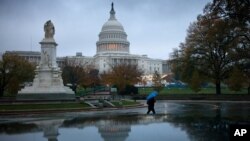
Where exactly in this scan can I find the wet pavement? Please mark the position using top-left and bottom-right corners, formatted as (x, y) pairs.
(0, 100), (250, 141)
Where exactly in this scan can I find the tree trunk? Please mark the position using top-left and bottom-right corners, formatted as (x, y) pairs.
(0, 86), (4, 97)
(215, 80), (221, 95)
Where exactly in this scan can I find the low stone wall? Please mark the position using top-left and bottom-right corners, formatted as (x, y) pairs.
(16, 93), (76, 101)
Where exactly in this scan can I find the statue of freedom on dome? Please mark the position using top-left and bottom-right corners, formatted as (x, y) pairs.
(44, 20), (55, 38)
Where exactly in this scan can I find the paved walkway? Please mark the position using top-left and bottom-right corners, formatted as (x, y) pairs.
(1, 100), (250, 123)
(73, 100), (250, 114)
(2, 100), (250, 120)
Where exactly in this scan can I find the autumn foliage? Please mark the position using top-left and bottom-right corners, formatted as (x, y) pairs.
(0, 54), (35, 96)
(100, 63), (143, 94)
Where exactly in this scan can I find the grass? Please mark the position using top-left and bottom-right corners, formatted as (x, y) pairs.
(0, 102), (90, 111)
(111, 99), (139, 107)
(138, 87), (248, 95)
(0, 100), (140, 112)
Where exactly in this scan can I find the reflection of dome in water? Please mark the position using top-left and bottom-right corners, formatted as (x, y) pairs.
(96, 2), (130, 55)
(98, 121), (131, 141)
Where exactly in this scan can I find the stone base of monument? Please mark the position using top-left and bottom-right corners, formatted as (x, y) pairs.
(16, 87), (75, 101)
(17, 85), (75, 101)
(17, 64), (75, 101)
(17, 81), (75, 101)
(17, 85), (75, 100)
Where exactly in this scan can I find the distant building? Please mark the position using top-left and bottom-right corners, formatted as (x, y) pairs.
(66, 3), (164, 75)
(162, 60), (171, 74)
(95, 3), (163, 74)
(5, 51), (41, 65)
(63, 54), (95, 68)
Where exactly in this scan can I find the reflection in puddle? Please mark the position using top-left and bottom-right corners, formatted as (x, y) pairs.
(0, 102), (249, 141)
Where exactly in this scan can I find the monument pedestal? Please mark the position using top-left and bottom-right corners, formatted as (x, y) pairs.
(18, 23), (74, 100)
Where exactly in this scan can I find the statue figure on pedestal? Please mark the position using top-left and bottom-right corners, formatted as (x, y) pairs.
(44, 20), (55, 38)
(41, 50), (51, 68)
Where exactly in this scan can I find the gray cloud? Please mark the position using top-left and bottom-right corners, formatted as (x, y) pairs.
(0, 0), (211, 59)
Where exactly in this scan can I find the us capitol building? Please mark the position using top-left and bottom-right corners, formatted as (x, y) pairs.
(67, 3), (166, 75)
(3, 3), (170, 76)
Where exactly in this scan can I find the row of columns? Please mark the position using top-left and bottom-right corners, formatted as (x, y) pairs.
(97, 43), (128, 53)
(99, 33), (126, 39)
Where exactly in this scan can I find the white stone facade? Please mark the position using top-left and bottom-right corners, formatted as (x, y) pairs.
(96, 4), (130, 55)
(5, 51), (41, 65)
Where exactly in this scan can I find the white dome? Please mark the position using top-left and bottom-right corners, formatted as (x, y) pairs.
(96, 3), (130, 55)
(101, 20), (124, 32)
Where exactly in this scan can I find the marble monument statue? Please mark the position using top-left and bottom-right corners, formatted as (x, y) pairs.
(17, 20), (74, 100)
(44, 20), (55, 39)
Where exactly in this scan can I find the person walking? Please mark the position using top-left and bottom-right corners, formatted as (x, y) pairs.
(146, 90), (158, 114)
(147, 96), (156, 114)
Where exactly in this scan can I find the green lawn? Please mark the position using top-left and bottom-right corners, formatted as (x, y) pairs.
(111, 100), (139, 107)
(0, 100), (140, 112)
(0, 103), (90, 111)
(139, 87), (248, 95)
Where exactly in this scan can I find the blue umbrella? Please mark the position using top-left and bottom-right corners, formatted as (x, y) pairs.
(146, 91), (158, 100)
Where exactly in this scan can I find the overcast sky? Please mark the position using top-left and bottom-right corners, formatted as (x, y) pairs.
(0, 0), (211, 59)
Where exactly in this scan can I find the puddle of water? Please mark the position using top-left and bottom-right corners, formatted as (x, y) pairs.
(0, 101), (249, 141)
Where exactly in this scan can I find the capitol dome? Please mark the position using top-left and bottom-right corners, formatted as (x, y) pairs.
(96, 3), (130, 54)
(101, 20), (124, 32)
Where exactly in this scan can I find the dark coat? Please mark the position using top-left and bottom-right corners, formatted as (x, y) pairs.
(147, 97), (156, 106)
